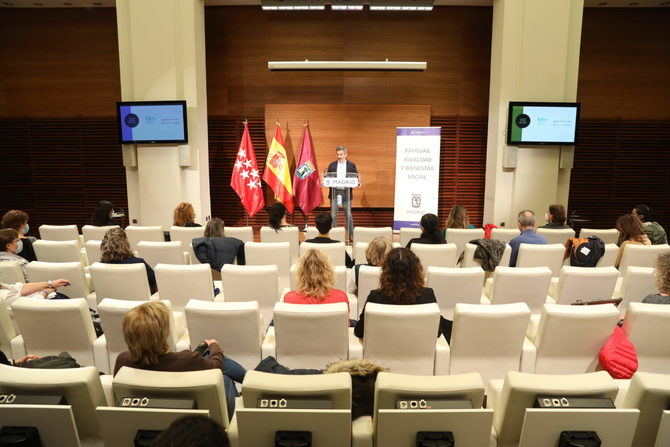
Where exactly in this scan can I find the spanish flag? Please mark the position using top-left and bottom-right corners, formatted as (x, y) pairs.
(262, 122), (295, 212)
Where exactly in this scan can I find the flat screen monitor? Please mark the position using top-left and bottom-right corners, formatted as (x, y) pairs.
(507, 102), (579, 146)
(117, 100), (188, 144)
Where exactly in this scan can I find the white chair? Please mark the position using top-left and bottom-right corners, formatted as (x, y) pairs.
(266, 302), (359, 369)
(260, 226), (300, 263)
(462, 242), (512, 270)
(620, 372), (670, 447)
(155, 263), (215, 312)
(353, 242), (369, 266)
(0, 300), (16, 356)
(361, 302), (448, 375)
(426, 266), (485, 319)
(536, 227), (576, 245)
(169, 225), (205, 264)
(0, 260), (25, 283)
(549, 266), (619, 305)
(33, 239), (88, 265)
(185, 300), (262, 370)
(89, 262), (152, 306)
(38, 224), (82, 245)
(449, 303), (533, 383)
(530, 303), (619, 374)
(245, 242), (291, 291)
(411, 243), (458, 268)
(94, 299), (188, 374)
(516, 243), (565, 277)
(288, 264), (357, 320)
(622, 302), (670, 374)
(445, 228), (485, 255)
(618, 244), (670, 275)
(82, 224), (119, 242)
(136, 241), (188, 268)
(26, 261), (92, 299)
(125, 225), (165, 250)
(616, 266), (656, 314)
(596, 243), (619, 267)
(301, 241), (346, 266)
(10, 298), (100, 366)
(221, 264), (278, 332)
(354, 227), (393, 245)
(579, 228), (620, 244)
(484, 266), (552, 314)
(84, 239), (102, 264)
(356, 265), (382, 316)
(398, 227), (421, 248)
(490, 228), (520, 243)
(306, 226), (346, 243)
(223, 226), (254, 243)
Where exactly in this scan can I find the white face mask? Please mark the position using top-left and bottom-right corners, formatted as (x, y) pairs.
(14, 240), (23, 254)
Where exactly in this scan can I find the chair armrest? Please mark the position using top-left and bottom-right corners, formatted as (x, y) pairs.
(262, 327), (276, 359)
(614, 379), (631, 408)
(227, 414), (240, 447)
(434, 336), (451, 375)
(484, 277), (494, 298)
(526, 315), (541, 340)
(279, 288), (290, 301)
(93, 335), (110, 375)
(10, 335), (26, 360)
(348, 328), (363, 359)
(86, 292), (98, 311)
(99, 374), (114, 406)
(480, 294), (492, 305)
(351, 416), (374, 447)
(548, 277), (559, 298)
(347, 294), (358, 320)
(175, 332), (190, 352)
(487, 379), (504, 409)
(149, 292), (160, 301)
(520, 337), (537, 373)
(183, 251), (190, 265)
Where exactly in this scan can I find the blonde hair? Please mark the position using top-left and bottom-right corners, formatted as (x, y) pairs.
(173, 202), (196, 227)
(655, 253), (670, 295)
(295, 249), (335, 301)
(122, 301), (171, 365)
(445, 205), (470, 229)
(365, 237), (392, 266)
(100, 227), (134, 262)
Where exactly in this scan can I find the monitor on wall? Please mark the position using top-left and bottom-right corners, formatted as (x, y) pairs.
(507, 101), (580, 146)
(117, 100), (188, 144)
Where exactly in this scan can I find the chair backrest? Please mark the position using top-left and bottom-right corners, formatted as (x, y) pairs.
(353, 227), (393, 245)
(426, 267), (485, 319)
(450, 303), (531, 383)
(305, 226), (346, 242)
(260, 226), (300, 263)
(357, 265), (382, 316)
(579, 228), (620, 245)
(553, 266), (619, 305)
(621, 372), (670, 447)
(445, 228), (485, 255)
(462, 243), (512, 269)
(532, 303), (620, 374)
(38, 224), (80, 243)
(618, 266), (656, 313)
(516, 243), (565, 276)
(411, 243), (458, 268)
(596, 243), (619, 267)
(125, 225), (165, 250)
(398, 227), (422, 248)
(488, 266), (552, 313)
(185, 300), (262, 370)
(136, 241), (186, 268)
(245, 242), (291, 290)
(0, 260), (25, 283)
(363, 302), (440, 375)
(155, 263), (214, 312)
(11, 297), (97, 365)
(0, 299), (16, 355)
(618, 244), (670, 275)
(89, 262), (151, 302)
(223, 226), (254, 243)
(84, 240), (102, 264)
(301, 241), (346, 266)
(82, 225), (119, 242)
(0, 364), (106, 438)
(622, 302), (670, 374)
(113, 367), (230, 427)
(353, 242), (369, 265)
(536, 228), (576, 245)
(33, 240), (85, 264)
(221, 264), (278, 331)
(274, 302), (349, 370)
(490, 228), (520, 243)
(169, 226), (205, 264)
(26, 261), (91, 298)
(493, 370), (618, 446)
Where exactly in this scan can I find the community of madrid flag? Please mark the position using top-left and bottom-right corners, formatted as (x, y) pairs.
(231, 121), (264, 217)
(293, 124), (322, 215)
(262, 122), (295, 213)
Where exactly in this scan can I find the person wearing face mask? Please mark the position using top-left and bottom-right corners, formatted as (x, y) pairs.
(540, 204), (571, 230)
(1, 210), (37, 262)
(0, 229), (30, 281)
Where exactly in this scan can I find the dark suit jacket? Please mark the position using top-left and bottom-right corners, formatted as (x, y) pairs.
(354, 287), (452, 342)
(326, 160), (358, 201)
(114, 342), (224, 375)
(304, 236), (354, 268)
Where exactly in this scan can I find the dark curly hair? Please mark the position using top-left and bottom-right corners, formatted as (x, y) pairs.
(1, 210), (29, 232)
(378, 248), (425, 304)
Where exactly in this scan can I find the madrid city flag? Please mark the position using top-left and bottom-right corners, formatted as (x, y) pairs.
(293, 124), (322, 215)
(262, 122), (295, 213)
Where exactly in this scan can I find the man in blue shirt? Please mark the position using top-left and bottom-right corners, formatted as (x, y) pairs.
(508, 210), (548, 266)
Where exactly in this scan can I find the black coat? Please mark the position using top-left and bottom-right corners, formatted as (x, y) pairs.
(192, 236), (245, 271)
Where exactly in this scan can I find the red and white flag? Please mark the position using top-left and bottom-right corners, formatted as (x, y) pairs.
(231, 121), (264, 217)
(293, 124), (322, 215)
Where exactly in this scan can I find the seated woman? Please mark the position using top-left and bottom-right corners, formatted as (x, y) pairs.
(643, 253), (670, 305)
(192, 218), (245, 277)
(0, 229), (29, 281)
(100, 227), (157, 294)
(348, 236), (392, 294)
(173, 202), (201, 227)
(114, 301), (246, 420)
(1, 277), (70, 308)
(615, 214), (651, 268)
(406, 213), (445, 248)
(541, 204), (571, 229)
(268, 202), (292, 232)
(91, 200), (118, 227)
(354, 247), (452, 342)
(1, 210), (37, 262)
(284, 249), (350, 316)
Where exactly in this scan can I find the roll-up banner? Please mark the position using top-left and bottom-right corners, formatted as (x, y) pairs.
(393, 127), (441, 230)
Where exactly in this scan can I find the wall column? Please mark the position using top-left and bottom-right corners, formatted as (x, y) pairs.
(116, 0), (210, 227)
(483, 0), (583, 227)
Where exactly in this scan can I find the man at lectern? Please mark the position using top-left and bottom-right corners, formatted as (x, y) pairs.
(326, 146), (359, 242)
